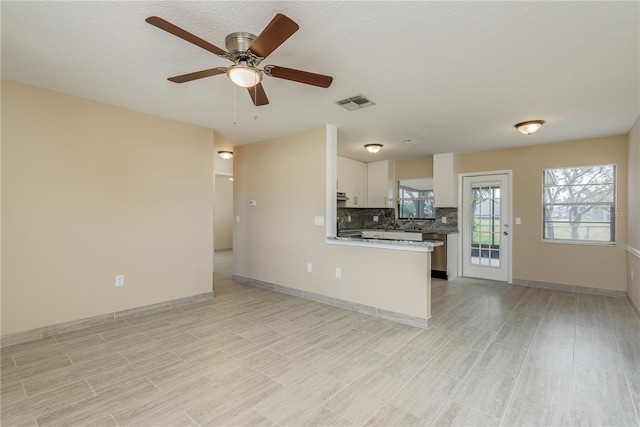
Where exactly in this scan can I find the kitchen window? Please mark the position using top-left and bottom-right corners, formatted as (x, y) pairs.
(543, 164), (616, 244)
(398, 178), (435, 219)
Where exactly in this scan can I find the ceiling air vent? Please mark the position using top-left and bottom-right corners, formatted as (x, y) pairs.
(336, 94), (376, 111)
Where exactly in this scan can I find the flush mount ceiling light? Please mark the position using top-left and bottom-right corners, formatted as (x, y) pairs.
(515, 120), (545, 135)
(365, 144), (383, 154)
(226, 63), (262, 88)
(218, 151), (234, 160)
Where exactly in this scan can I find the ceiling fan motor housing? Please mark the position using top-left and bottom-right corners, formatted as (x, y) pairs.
(225, 32), (262, 66)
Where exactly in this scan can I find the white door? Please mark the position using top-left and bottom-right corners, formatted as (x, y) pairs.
(462, 173), (510, 281)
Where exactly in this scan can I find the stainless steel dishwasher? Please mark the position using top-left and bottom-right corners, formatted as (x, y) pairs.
(423, 233), (447, 279)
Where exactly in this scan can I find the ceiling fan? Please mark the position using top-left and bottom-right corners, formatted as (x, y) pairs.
(146, 13), (333, 106)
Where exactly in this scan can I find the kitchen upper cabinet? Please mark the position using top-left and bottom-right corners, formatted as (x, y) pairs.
(433, 152), (457, 207)
(367, 160), (395, 208)
(337, 156), (366, 207)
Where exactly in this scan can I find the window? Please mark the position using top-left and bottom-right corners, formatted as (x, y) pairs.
(398, 178), (435, 219)
(543, 164), (616, 244)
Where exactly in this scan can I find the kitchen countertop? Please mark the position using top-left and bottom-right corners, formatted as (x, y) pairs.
(328, 236), (443, 253)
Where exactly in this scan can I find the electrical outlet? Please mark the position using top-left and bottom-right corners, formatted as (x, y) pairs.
(335, 268), (342, 278)
(314, 216), (325, 226)
(115, 275), (124, 287)
(307, 263), (313, 273)
(442, 216), (447, 224)
(373, 216), (379, 222)
(236, 215), (240, 223)
(347, 215), (351, 222)
(249, 200), (257, 207)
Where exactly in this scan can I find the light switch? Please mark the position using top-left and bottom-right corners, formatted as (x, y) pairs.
(516, 217), (521, 225)
(249, 200), (257, 207)
(314, 216), (325, 225)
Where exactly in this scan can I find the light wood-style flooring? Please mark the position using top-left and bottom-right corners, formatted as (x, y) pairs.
(1, 250), (639, 426)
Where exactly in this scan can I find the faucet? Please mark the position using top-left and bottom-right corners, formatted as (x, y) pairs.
(408, 213), (415, 230)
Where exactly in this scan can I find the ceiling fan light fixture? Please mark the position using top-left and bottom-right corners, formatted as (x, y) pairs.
(218, 151), (234, 160)
(227, 64), (262, 88)
(365, 143), (383, 154)
(515, 120), (545, 135)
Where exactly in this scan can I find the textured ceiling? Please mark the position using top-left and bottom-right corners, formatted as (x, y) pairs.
(2, 1), (638, 162)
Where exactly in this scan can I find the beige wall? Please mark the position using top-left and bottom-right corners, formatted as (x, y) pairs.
(215, 175), (233, 250)
(457, 135), (629, 291)
(627, 116), (640, 309)
(1, 81), (214, 335)
(395, 156), (433, 180)
(233, 127), (430, 319)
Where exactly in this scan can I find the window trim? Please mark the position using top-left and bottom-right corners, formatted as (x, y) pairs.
(541, 163), (617, 246)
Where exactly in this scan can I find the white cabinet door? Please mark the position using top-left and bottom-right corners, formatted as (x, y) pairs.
(344, 157), (365, 207)
(366, 160), (395, 207)
(337, 156), (366, 207)
(433, 152), (457, 207)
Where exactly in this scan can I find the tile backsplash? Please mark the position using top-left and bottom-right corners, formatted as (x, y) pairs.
(337, 208), (395, 230)
(338, 207), (458, 233)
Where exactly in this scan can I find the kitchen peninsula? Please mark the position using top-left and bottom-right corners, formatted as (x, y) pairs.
(336, 206), (459, 279)
(325, 227), (436, 329)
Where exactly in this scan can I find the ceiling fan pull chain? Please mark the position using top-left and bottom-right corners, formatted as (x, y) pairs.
(233, 83), (237, 125)
(254, 75), (258, 120)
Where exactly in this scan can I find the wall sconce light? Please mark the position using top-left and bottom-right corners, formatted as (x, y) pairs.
(218, 151), (234, 160)
(364, 143), (383, 154)
(515, 120), (545, 135)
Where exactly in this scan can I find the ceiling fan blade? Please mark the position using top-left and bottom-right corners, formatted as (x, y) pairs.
(247, 83), (269, 106)
(168, 68), (227, 83)
(266, 66), (333, 88)
(249, 14), (299, 59)
(146, 16), (228, 57)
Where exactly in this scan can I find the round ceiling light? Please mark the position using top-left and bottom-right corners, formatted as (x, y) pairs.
(226, 64), (262, 88)
(365, 143), (383, 154)
(218, 151), (234, 160)
(515, 120), (545, 135)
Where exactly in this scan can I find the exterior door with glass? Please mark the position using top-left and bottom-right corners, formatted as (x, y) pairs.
(462, 173), (510, 281)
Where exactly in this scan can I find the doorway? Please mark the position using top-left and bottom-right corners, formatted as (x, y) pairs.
(214, 172), (234, 294)
(214, 174), (234, 251)
(461, 172), (512, 282)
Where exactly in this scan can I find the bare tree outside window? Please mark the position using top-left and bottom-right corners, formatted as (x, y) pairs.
(543, 164), (616, 243)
